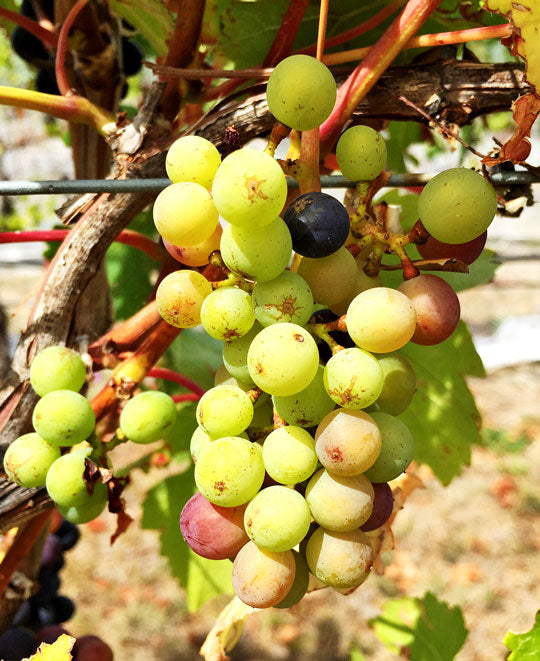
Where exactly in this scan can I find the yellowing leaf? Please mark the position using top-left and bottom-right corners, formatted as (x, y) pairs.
(200, 596), (255, 661)
(24, 634), (75, 661)
(486, 0), (540, 93)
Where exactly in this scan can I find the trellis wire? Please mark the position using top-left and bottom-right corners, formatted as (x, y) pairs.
(0, 171), (536, 196)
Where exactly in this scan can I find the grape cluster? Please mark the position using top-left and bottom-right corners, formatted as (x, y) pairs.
(11, 0), (142, 97)
(153, 53), (499, 610)
(1, 520), (114, 660)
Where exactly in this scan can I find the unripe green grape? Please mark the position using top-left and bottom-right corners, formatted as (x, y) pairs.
(222, 323), (263, 386)
(347, 287), (416, 353)
(274, 550), (309, 609)
(297, 247), (356, 305)
(189, 425), (249, 463)
(315, 408), (381, 476)
(46, 454), (98, 508)
(196, 385), (254, 437)
(305, 469), (374, 532)
(244, 486), (311, 552)
(336, 125), (387, 181)
(232, 541), (296, 608)
(272, 365), (335, 428)
(248, 399), (274, 430)
(329, 260), (382, 316)
(323, 347), (383, 409)
(165, 135), (221, 189)
(369, 353), (416, 416)
(212, 148), (287, 227)
(156, 270), (212, 328)
(32, 390), (95, 446)
(58, 482), (108, 524)
(247, 323), (319, 397)
(364, 412), (415, 483)
(214, 364), (269, 409)
(262, 426), (317, 484)
(195, 436), (265, 506)
(120, 391), (177, 444)
(305, 527), (373, 589)
(418, 168), (497, 244)
(153, 182), (219, 246)
(252, 271), (313, 327)
(30, 346), (86, 397)
(200, 287), (255, 340)
(3, 433), (60, 488)
(266, 55), (336, 131)
(220, 217), (292, 283)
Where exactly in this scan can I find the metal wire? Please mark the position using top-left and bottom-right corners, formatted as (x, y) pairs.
(0, 171), (536, 196)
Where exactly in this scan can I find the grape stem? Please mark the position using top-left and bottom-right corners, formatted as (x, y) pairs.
(55, 0), (90, 96)
(209, 252), (254, 292)
(265, 122), (291, 157)
(0, 7), (58, 48)
(263, 0), (310, 66)
(147, 367), (206, 397)
(172, 393), (201, 403)
(307, 323), (344, 355)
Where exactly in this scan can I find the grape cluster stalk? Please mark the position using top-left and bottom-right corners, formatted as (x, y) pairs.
(3, 54), (498, 612)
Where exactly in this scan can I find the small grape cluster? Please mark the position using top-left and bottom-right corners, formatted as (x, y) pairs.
(11, 0), (142, 97)
(151, 54), (498, 609)
(0, 520), (113, 660)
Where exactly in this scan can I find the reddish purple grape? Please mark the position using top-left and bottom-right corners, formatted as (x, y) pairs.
(361, 483), (394, 532)
(35, 625), (70, 645)
(179, 492), (249, 560)
(73, 635), (114, 661)
(417, 231), (487, 265)
(398, 274), (460, 346)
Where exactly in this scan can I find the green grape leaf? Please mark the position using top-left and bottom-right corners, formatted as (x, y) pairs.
(399, 321), (484, 485)
(166, 327), (223, 392)
(167, 402), (198, 463)
(385, 122), (421, 173)
(370, 592), (468, 660)
(141, 468), (233, 611)
(109, 0), (172, 56)
(105, 242), (154, 320)
(503, 611), (540, 659)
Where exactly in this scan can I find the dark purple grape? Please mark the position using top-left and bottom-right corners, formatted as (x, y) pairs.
(73, 635), (114, 661)
(32, 572), (61, 605)
(55, 520), (80, 550)
(11, 26), (49, 65)
(35, 605), (56, 628)
(283, 192), (350, 258)
(36, 68), (60, 96)
(0, 627), (38, 660)
(12, 601), (32, 627)
(361, 482), (394, 532)
(121, 38), (142, 76)
(41, 535), (64, 571)
(50, 595), (75, 623)
(36, 625), (70, 645)
(21, 0), (54, 20)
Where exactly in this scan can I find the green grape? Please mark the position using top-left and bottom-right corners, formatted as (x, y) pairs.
(214, 364), (269, 408)
(30, 345), (86, 397)
(58, 483), (108, 524)
(196, 385), (254, 437)
(370, 353), (416, 415)
(305, 527), (373, 589)
(266, 55), (336, 131)
(347, 287), (416, 353)
(244, 486), (311, 552)
(46, 454), (101, 508)
(315, 408), (381, 476)
(364, 412), (415, 483)
(156, 270), (212, 328)
(3, 433), (60, 488)
(418, 168), (497, 244)
(153, 182), (219, 246)
(305, 469), (374, 532)
(232, 541), (296, 608)
(274, 550), (310, 609)
(195, 436), (265, 506)
(165, 135), (221, 189)
(262, 426), (317, 484)
(329, 260), (382, 316)
(120, 391), (177, 444)
(165, 225), (222, 267)
(247, 323), (319, 396)
(220, 217), (292, 282)
(248, 399), (274, 430)
(272, 365), (335, 428)
(212, 148), (287, 227)
(252, 271), (313, 327)
(222, 323), (262, 386)
(200, 287), (255, 340)
(190, 425), (248, 463)
(323, 347), (383, 409)
(32, 390), (95, 446)
(297, 247), (356, 305)
(336, 125), (387, 182)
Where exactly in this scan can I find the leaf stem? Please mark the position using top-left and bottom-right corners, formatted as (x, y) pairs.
(147, 367), (205, 397)
(0, 7), (58, 48)
(263, 0), (310, 66)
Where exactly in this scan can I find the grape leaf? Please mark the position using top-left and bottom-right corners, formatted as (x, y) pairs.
(109, 0), (172, 56)
(485, 0), (540, 94)
(166, 327), (223, 392)
(503, 611), (540, 659)
(370, 592), (468, 660)
(25, 634), (75, 660)
(167, 401), (198, 463)
(141, 468), (233, 612)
